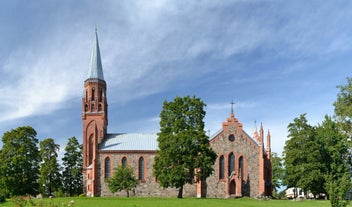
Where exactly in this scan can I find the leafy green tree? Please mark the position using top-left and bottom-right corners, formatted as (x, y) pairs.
(334, 77), (352, 145)
(39, 138), (62, 197)
(317, 116), (351, 207)
(271, 152), (284, 197)
(153, 96), (217, 198)
(0, 126), (40, 196)
(62, 137), (83, 196)
(108, 165), (138, 197)
(283, 114), (324, 197)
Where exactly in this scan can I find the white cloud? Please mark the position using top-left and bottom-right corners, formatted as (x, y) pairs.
(0, 29), (89, 122)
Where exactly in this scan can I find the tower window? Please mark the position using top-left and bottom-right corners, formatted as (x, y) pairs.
(105, 157), (111, 179)
(99, 89), (103, 102)
(138, 157), (145, 181)
(88, 135), (93, 166)
(219, 155), (224, 180)
(92, 88), (95, 101)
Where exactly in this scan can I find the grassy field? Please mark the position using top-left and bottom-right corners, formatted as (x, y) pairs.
(0, 197), (350, 207)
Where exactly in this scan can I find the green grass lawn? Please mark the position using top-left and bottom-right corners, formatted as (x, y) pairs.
(0, 197), (350, 207)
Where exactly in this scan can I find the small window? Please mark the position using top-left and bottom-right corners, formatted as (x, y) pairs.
(92, 88), (95, 101)
(138, 157), (145, 181)
(122, 157), (127, 167)
(105, 157), (111, 179)
(99, 89), (103, 102)
(219, 155), (224, 179)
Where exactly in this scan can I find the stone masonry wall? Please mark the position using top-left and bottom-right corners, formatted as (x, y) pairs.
(206, 116), (262, 198)
(98, 151), (196, 197)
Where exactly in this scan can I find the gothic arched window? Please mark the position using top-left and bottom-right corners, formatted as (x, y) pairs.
(88, 134), (93, 166)
(99, 89), (103, 102)
(92, 88), (95, 101)
(219, 155), (225, 179)
(122, 157), (127, 167)
(239, 156), (244, 178)
(138, 157), (145, 181)
(228, 152), (235, 177)
(105, 157), (111, 179)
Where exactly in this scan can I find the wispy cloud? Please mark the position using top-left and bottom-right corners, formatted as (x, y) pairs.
(0, 0), (352, 159)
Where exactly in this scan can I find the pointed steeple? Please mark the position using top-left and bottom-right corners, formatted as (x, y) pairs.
(87, 28), (104, 81)
(266, 130), (271, 159)
(259, 122), (264, 145)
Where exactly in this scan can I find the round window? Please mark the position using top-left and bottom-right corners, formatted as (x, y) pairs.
(229, 134), (235, 142)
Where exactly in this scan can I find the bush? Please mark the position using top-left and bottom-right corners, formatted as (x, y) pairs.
(0, 187), (7, 202)
(54, 188), (65, 197)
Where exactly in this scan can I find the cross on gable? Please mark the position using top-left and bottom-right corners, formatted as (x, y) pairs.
(230, 100), (235, 114)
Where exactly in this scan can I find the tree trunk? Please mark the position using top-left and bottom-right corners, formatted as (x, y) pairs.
(177, 186), (183, 198)
(127, 190), (129, 197)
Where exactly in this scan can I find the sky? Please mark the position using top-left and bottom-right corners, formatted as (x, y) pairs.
(0, 0), (351, 158)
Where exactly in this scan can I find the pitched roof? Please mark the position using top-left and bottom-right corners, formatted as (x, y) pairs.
(100, 133), (158, 151)
(209, 128), (259, 146)
(87, 29), (104, 81)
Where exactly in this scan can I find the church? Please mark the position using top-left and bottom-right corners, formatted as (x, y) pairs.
(82, 30), (272, 198)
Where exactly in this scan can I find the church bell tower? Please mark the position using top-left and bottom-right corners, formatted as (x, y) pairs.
(82, 28), (108, 196)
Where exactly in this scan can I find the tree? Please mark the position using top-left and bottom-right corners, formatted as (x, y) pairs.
(39, 138), (62, 197)
(62, 137), (83, 196)
(283, 114), (324, 197)
(108, 165), (138, 197)
(0, 126), (40, 196)
(153, 96), (217, 198)
(271, 152), (284, 197)
(334, 77), (352, 145)
(317, 116), (351, 207)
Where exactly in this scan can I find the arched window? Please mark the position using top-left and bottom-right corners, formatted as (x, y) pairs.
(239, 156), (244, 178)
(92, 88), (95, 101)
(138, 157), (145, 181)
(122, 157), (127, 167)
(219, 155), (225, 179)
(99, 89), (103, 102)
(105, 157), (111, 179)
(228, 152), (235, 177)
(88, 135), (93, 166)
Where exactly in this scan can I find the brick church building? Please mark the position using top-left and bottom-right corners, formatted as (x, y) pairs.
(82, 30), (272, 198)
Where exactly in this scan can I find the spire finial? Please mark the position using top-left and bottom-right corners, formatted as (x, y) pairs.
(230, 100), (235, 114)
(95, 25), (98, 33)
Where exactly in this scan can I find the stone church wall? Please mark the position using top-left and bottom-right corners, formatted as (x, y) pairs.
(207, 125), (261, 198)
(97, 152), (196, 197)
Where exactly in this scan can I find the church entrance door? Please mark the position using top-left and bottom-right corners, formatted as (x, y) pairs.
(229, 180), (236, 195)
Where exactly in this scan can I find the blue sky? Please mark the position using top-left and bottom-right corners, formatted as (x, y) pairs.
(0, 1), (351, 158)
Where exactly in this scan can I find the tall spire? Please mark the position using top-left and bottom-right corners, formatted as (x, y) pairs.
(87, 27), (104, 81)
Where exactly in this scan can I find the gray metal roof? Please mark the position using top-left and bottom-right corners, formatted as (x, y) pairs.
(100, 133), (158, 151)
(87, 29), (104, 81)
